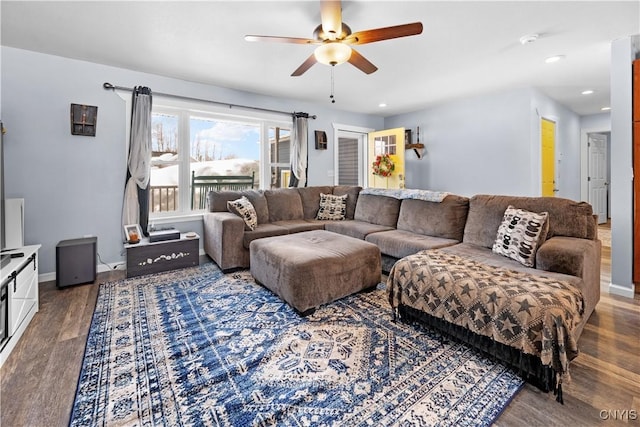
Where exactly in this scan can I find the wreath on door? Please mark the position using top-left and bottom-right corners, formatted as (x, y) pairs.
(372, 154), (395, 177)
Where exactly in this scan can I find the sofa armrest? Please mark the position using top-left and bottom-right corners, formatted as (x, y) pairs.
(203, 212), (249, 270)
(536, 236), (601, 318)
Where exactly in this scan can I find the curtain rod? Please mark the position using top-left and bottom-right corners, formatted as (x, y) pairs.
(102, 82), (316, 119)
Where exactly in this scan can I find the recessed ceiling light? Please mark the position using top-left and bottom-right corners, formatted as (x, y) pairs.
(545, 55), (565, 64)
(581, 90), (594, 95)
(601, 106), (611, 111)
(378, 103), (387, 108)
(519, 34), (539, 45)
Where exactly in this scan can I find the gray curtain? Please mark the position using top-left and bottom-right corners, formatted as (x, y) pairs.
(289, 113), (308, 187)
(122, 86), (152, 236)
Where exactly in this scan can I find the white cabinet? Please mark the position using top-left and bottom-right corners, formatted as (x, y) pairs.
(0, 245), (40, 368)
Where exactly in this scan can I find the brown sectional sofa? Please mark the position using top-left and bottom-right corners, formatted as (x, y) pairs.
(203, 186), (601, 398)
(203, 188), (600, 324)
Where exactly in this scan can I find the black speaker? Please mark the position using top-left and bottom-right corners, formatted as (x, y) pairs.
(56, 237), (97, 288)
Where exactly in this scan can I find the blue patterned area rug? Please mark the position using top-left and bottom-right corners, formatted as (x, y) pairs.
(70, 263), (523, 426)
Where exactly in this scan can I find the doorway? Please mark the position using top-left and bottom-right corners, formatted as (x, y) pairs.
(367, 128), (406, 189)
(333, 124), (372, 186)
(541, 118), (556, 197)
(587, 132), (610, 224)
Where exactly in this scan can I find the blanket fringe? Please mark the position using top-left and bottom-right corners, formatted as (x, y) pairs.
(554, 375), (564, 404)
(397, 304), (564, 402)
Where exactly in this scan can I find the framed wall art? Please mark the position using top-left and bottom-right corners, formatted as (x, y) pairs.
(315, 130), (327, 150)
(70, 103), (98, 136)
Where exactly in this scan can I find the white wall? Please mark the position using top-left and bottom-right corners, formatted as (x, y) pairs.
(581, 112), (612, 131)
(1, 47), (382, 275)
(609, 36), (639, 298)
(384, 87), (581, 199)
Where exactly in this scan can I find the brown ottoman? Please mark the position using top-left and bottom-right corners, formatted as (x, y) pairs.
(249, 230), (381, 314)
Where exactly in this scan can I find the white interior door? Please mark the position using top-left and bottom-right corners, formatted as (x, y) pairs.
(588, 133), (608, 224)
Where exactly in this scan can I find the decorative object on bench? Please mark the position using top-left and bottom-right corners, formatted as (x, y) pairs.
(148, 227), (180, 242)
(191, 170), (255, 209)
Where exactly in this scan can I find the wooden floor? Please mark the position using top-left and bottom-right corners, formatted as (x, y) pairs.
(2, 237), (639, 426)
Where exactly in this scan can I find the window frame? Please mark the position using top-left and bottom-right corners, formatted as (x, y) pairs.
(149, 96), (291, 220)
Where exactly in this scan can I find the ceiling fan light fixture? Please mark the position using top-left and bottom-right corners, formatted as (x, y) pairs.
(314, 42), (352, 66)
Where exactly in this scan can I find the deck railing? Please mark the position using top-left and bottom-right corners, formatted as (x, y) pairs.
(150, 185), (178, 213)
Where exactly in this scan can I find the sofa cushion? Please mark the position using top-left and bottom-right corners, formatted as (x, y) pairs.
(492, 206), (548, 267)
(208, 190), (269, 224)
(440, 243), (582, 286)
(297, 186), (333, 219)
(396, 195), (469, 241)
(316, 193), (347, 220)
(365, 230), (459, 259)
(272, 220), (326, 233)
(324, 220), (394, 240)
(354, 194), (401, 227)
(332, 186), (361, 220)
(463, 194), (596, 248)
(242, 223), (289, 249)
(264, 188), (304, 222)
(227, 196), (258, 231)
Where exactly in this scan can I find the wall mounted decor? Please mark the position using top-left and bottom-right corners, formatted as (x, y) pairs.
(404, 129), (412, 146)
(315, 130), (327, 150)
(405, 126), (425, 159)
(70, 103), (97, 136)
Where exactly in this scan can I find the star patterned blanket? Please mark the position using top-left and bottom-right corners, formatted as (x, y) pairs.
(387, 250), (584, 382)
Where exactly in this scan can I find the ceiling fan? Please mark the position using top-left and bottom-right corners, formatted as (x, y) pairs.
(245, 0), (423, 76)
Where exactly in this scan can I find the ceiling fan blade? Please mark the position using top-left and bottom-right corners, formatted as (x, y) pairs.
(291, 54), (318, 76)
(320, 0), (342, 39)
(348, 49), (378, 74)
(244, 35), (317, 45)
(346, 22), (423, 45)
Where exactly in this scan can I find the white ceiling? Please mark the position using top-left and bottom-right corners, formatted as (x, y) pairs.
(2, 1), (638, 117)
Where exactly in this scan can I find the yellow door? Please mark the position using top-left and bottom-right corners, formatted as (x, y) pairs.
(368, 128), (405, 189)
(541, 118), (556, 197)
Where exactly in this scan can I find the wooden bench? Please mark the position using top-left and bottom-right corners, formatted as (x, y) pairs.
(191, 171), (255, 210)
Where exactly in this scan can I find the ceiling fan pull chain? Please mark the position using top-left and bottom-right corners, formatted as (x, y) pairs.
(330, 66), (336, 104)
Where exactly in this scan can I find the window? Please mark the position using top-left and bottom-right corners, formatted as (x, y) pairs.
(374, 134), (396, 155)
(268, 126), (291, 188)
(337, 136), (359, 186)
(149, 102), (290, 217)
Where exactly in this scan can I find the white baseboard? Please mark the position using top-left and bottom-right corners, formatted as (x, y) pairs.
(38, 249), (205, 283)
(608, 282), (636, 299)
(39, 262), (125, 283)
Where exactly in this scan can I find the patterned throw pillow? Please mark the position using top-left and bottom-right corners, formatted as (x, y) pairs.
(492, 205), (549, 267)
(227, 196), (258, 231)
(316, 193), (348, 221)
